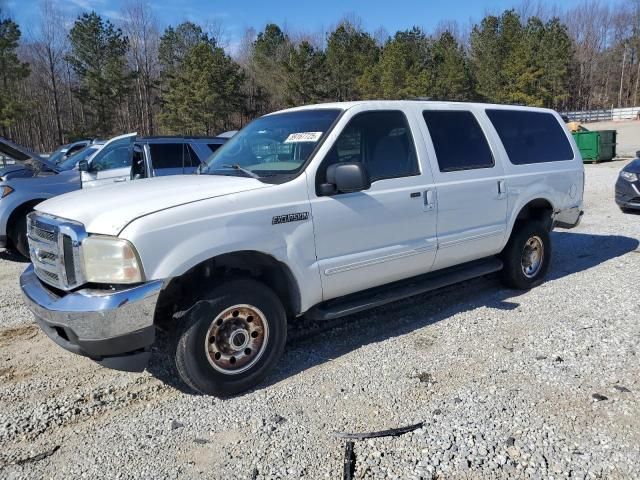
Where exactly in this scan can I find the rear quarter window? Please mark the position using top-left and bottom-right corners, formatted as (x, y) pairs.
(486, 109), (574, 165)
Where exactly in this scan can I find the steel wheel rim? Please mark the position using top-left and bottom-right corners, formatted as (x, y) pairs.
(521, 235), (544, 278)
(205, 304), (269, 375)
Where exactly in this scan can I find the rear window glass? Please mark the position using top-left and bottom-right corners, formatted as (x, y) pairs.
(486, 110), (574, 164)
(150, 143), (183, 169)
(208, 143), (223, 153)
(422, 110), (494, 172)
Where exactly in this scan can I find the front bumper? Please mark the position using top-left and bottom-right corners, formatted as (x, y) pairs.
(20, 264), (164, 372)
(615, 177), (640, 210)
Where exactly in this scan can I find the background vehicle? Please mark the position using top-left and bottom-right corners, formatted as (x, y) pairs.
(1, 134), (229, 257)
(20, 101), (584, 397)
(615, 151), (640, 212)
(46, 140), (92, 165)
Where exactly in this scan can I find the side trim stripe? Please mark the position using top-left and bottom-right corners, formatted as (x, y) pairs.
(324, 243), (437, 276)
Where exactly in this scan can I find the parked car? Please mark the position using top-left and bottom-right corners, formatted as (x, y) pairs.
(46, 139), (92, 165)
(20, 101), (584, 396)
(0, 134), (228, 257)
(615, 152), (640, 212)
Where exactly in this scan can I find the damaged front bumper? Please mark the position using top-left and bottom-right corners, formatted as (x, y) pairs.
(20, 264), (163, 372)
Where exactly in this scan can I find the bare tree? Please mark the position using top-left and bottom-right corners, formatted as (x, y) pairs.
(121, 0), (160, 135)
(28, 0), (66, 145)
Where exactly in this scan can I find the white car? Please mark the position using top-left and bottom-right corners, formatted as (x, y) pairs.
(21, 101), (584, 396)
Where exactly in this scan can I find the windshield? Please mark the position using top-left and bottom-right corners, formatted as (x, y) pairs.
(57, 146), (99, 171)
(202, 109), (341, 178)
(47, 146), (69, 165)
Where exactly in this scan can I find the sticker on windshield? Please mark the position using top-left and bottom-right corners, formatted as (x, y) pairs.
(284, 132), (323, 143)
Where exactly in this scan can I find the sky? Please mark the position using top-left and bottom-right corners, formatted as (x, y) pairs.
(8, 0), (618, 53)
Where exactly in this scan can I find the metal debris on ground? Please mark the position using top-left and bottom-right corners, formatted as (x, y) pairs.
(15, 445), (60, 465)
(343, 441), (355, 480)
(334, 422), (424, 440)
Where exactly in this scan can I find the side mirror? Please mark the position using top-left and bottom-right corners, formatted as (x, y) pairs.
(322, 162), (371, 195)
(78, 160), (89, 172)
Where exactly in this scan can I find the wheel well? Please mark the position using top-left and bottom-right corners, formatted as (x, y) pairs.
(6, 199), (44, 239)
(514, 199), (553, 232)
(154, 251), (301, 327)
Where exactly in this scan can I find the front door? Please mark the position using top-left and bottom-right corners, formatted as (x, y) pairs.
(309, 109), (438, 301)
(81, 133), (136, 188)
(418, 108), (508, 270)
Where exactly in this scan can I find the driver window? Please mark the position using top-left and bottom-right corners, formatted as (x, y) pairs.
(90, 138), (133, 172)
(318, 110), (419, 184)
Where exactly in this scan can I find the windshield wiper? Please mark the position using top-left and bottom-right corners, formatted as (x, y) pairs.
(221, 164), (260, 179)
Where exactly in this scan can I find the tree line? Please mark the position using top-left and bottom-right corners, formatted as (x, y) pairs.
(0, 0), (638, 152)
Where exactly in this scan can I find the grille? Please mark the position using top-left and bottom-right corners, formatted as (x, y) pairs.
(27, 213), (85, 291)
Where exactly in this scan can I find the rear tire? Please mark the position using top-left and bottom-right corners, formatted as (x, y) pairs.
(9, 214), (29, 259)
(174, 278), (287, 397)
(500, 221), (551, 290)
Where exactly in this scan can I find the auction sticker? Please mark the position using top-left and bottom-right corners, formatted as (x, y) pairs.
(284, 132), (323, 143)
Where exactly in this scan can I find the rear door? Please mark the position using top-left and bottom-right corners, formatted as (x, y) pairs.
(418, 107), (508, 270)
(82, 133), (136, 188)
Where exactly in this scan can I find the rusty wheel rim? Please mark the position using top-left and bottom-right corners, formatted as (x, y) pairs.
(205, 304), (269, 375)
(521, 235), (544, 278)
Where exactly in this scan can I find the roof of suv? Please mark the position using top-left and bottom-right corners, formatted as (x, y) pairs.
(272, 100), (558, 116)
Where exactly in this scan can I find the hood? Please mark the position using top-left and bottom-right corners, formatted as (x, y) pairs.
(0, 164), (35, 180)
(0, 136), (59, 174)
(37, 174), (272, 236)
(623, 158), (640, 173)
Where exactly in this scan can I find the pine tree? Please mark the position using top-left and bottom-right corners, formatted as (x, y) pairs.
(326, 21), (379, 101)
(430, 31), (474, 101)
(67, 12), (131, 136)
(161, 43), (244, 135)
(283, 40), (328, 106)
(0, 16), (29, 133)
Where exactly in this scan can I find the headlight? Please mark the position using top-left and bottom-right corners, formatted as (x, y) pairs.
(81, 236), (143, 284)
(1, 185), (13, 198)
(620, 171), (638, 182)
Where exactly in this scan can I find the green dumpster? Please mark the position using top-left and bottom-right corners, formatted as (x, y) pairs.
(571, 130), (617, 163)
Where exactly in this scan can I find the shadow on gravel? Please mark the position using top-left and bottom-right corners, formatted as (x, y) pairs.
(0, 249), (29, 263)
(147, 231), (638, 397)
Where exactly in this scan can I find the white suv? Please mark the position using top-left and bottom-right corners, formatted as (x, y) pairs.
(20, 101), (584, 396)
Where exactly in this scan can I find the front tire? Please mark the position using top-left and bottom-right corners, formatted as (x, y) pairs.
(174, 278), (287, 397)
(500, 221), (551, 290)
(9, 214), (29, 259)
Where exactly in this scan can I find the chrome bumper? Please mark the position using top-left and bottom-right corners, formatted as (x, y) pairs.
(20, 264), (164, 371)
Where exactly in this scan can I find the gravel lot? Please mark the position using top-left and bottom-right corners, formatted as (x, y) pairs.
(1, 160), (639, 479)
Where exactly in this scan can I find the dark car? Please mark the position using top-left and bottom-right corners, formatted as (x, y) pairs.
(615, 153), (640, 212)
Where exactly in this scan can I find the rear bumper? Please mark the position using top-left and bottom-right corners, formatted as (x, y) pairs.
(553, 206), (583, 229)
(20, 264), (164, 372)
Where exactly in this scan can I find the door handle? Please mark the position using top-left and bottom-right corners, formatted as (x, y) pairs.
(424, 189), (435, 211)
(497, 180), (507, 199)
(114, 178), (127, 183)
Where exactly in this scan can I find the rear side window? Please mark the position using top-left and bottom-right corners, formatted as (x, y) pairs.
(321, 110), (419, 182)
(486, 110), (574, 164)
(422, 111), (494, 172)
(150, 143), (183, 169)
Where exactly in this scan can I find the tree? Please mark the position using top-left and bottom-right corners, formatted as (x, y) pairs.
(430, 31), (474, 101)
(283, 40), (327, 105)
(158, 21), (213, 84)
(122, 0), (160, 135)
(251, 23), (291, 109)
(29, 0), (66, 144)
(326, 21), (378, 101)
(67, 12), (131, 136)
(0, 14), (29, 134)
(161, 42), (244, 135)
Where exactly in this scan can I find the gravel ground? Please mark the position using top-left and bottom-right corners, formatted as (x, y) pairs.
(1, 160), (639, 479)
